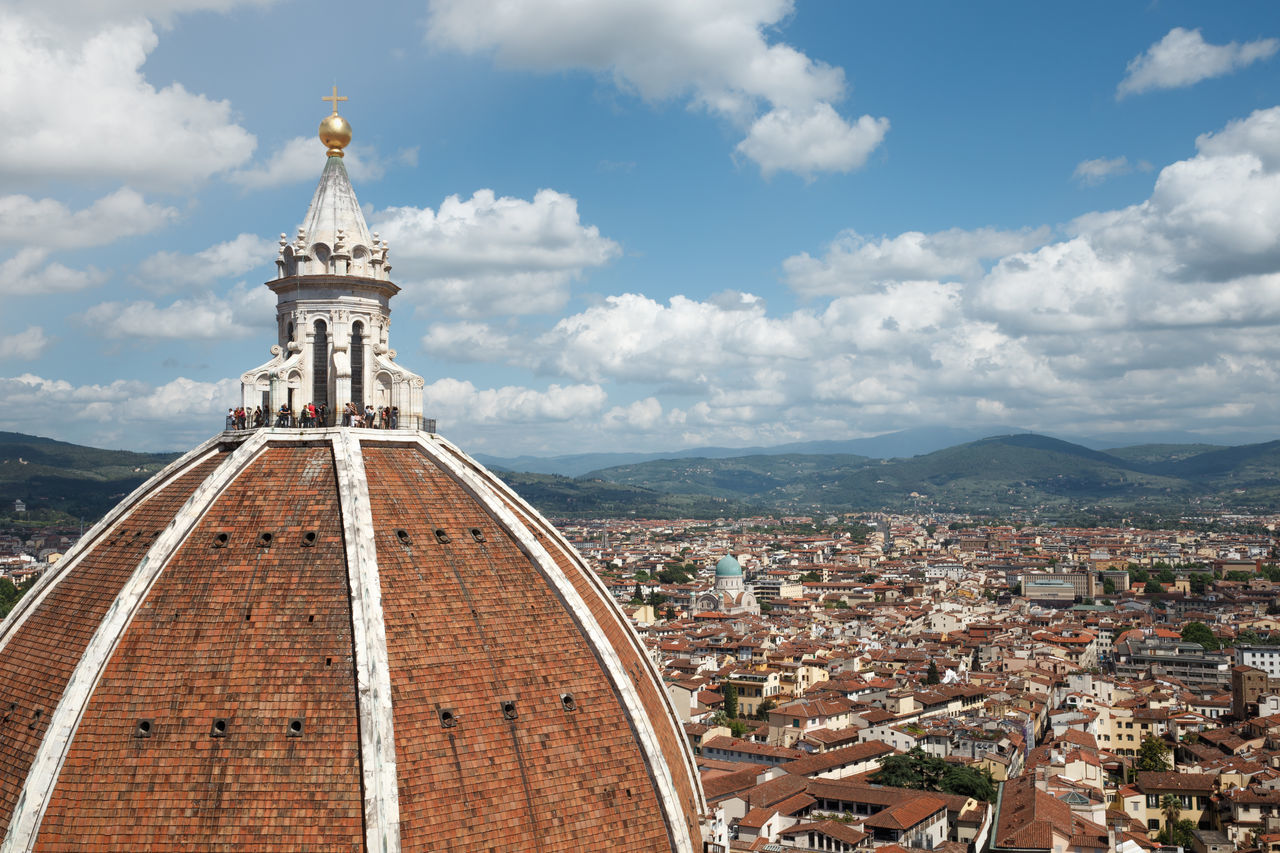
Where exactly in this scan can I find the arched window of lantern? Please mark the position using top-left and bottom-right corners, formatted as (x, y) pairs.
(351, 321), (365, 408)
(312, 319), (329, 408)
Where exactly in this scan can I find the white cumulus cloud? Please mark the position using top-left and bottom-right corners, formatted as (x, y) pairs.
(425, 0), (887, 177)
(736, 105), (888, 179)
(603, 397), (665, 431)
(1118, 27), (1279, 98)
(0, 16), (256, 191)
(1073, 156), (1134, 185)
(423, 378), (607, 424)
(0, 189), (178, 250)
(5, 0), (278, 33)
(537, 292), (816, 385)
(422, 322), (516, 362)
(373, 189), (621, 317)
(0, 248), (105, 295)
(79, 282), (274, 340)
(783, 226), (1049, 297)
(135, 234), (275, 292)
(0, 327), (51, 361)
(974, 107), (1280, 333)
(0, 373), (239, 449)
(498, 108), (1280, 448)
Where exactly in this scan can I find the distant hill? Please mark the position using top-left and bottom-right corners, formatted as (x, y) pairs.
(0, 432), (180, 521)
(491, 471), (753, 518)
(812, 434), (1186, 512)
(578, 454), (874, 505)
(579, 433), (1280, 517)
(1101, 444), (1224, 465)
(8, 429), (1280, 523)
(476, 425), (1280, 477)
(475, 425), (1027, 476)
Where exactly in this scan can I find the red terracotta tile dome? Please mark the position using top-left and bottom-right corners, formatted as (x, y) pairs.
(0, 428), (707, 851)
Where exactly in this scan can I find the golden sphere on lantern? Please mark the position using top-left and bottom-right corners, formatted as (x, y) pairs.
(319, 114), (352, 156)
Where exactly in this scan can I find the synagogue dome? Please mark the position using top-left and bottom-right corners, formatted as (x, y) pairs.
(714, 555), (742, 578)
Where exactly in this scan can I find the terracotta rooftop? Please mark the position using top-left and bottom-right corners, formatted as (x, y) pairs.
(781, 740), (897, 777)
(1135, 771), (1217, 792)
(778, 820), (868, 845)
(861, 794), (947, 830)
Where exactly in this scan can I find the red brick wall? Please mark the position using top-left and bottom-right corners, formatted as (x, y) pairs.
(364, 446), (676, 851)
(492, 488), (705, 843)
(36, 445), (363, 852)
(0, 450), (227, 837)
(432, 441), (704, 842)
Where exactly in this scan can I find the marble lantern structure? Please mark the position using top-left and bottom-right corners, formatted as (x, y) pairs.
(0, 100), (711, 852)
(241, 98), (424, 427)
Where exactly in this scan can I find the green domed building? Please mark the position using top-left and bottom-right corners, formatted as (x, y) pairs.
(696, 555), (759, 616)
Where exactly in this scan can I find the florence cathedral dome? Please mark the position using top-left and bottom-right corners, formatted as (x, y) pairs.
(0, 93), (708, 852)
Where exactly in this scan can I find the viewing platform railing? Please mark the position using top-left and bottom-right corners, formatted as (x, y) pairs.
(223, 414), (435, 433)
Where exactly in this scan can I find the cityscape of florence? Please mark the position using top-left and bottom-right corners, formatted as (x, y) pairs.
(2, 2), (1280, 851)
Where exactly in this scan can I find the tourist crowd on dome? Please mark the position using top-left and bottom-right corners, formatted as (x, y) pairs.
(225, 402), (400, 430)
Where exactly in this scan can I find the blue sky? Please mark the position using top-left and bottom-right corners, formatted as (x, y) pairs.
(3, 0), (1280, 455)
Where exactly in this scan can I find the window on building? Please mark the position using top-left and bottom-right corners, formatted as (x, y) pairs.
(1147, 820), (1160, 831)
(1146, 795), (1159, 808)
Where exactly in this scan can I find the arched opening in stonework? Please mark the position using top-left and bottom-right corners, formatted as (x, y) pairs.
(351, 321), (365, 408)
(312, 319), (329, 408)
(375, 371), (393, 409)
(351, 246), (368, 276)
(286, 369), (301, 411)
(255, 376), (270, 414)
(312, 243), (330, 274)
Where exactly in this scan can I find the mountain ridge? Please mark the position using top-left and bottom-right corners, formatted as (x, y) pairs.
(5, 429), (1280, 522)
(474, 425), (1268, 477)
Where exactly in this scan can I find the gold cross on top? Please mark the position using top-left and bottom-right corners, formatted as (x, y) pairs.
(322, 85), (348, 115)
